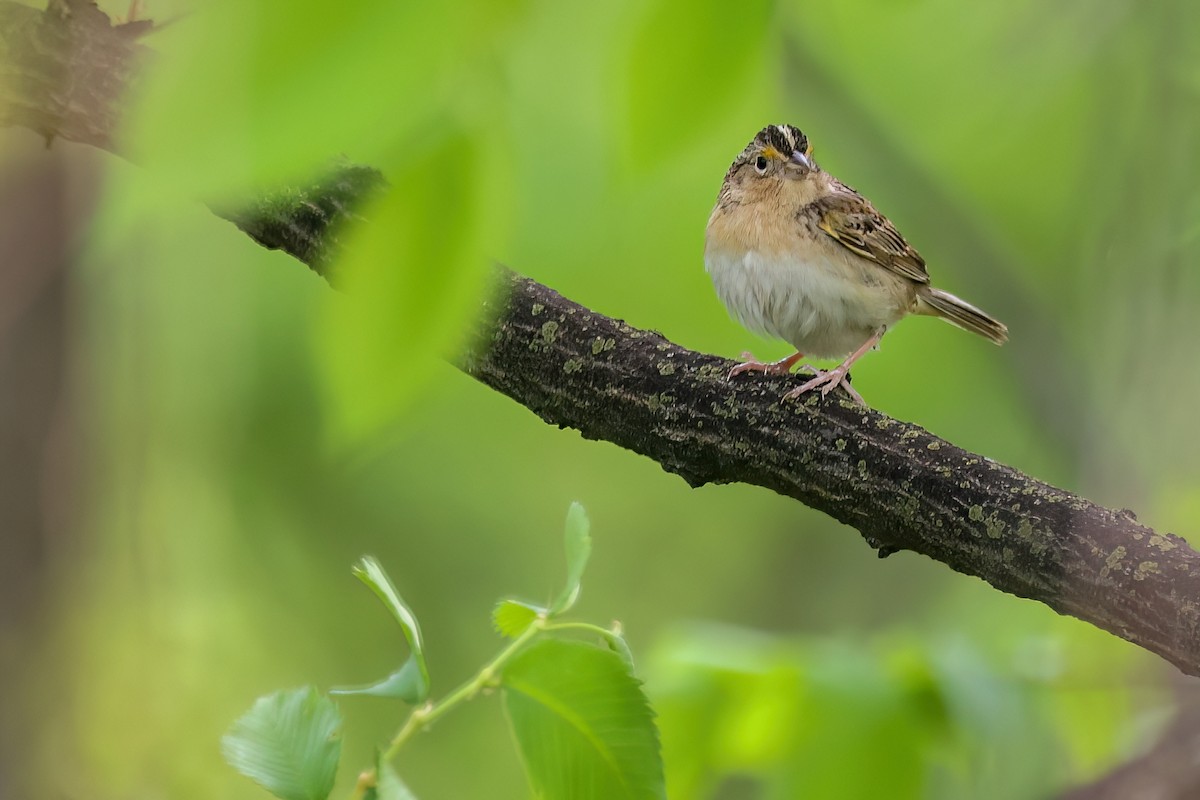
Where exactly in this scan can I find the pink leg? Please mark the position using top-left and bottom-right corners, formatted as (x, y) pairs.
(729, 351), (805, 379)
(783, 329), (885, 404)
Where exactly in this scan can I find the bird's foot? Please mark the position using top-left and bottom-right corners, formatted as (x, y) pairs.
(782, 366), (863, 404)
(728, 351), (805, 379)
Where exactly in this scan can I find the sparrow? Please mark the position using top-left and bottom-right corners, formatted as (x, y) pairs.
(704, 124), (1007, 404)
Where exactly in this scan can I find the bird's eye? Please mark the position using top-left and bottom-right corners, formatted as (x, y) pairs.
(754, 155), (769, 174)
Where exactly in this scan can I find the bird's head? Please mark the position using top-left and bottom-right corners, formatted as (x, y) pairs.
(723, 124), (817, 189)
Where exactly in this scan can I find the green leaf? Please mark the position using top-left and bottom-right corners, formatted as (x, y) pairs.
(502, 639), (664, 800)
(550, 502), (592, 615)
(126, 0), (523, 198)
(365, 754), (418, 800)
(332, 557), (430, 703)
(314, 123), (502, 444)
(222, 687), (342, 800)
(493, 599), (544, 638)
(603, 631), (636, 672)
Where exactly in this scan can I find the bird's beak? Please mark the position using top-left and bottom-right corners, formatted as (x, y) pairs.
(790, 150), (812, 170)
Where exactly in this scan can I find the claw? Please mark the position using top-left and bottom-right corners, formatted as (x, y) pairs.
(780, 327), (884, 405)
(782, 368), (863, 404)
(728, 351), (805, 379)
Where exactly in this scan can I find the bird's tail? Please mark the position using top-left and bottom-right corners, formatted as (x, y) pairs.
(917, 288), (1008, 345)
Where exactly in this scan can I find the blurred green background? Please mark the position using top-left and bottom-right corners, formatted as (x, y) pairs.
(3, 0), (1199, 797)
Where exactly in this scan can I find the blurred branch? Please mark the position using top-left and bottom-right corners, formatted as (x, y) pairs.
(0, 0), (383, 278)
(7, 1), (1200, 680)
(0, 0), (150, 149)
(1060, 677), (1200, 800)
(214, 164), (388, 279)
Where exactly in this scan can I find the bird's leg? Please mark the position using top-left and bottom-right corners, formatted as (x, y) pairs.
(783, 328), (885, 404)
(729, 351), (806, 379)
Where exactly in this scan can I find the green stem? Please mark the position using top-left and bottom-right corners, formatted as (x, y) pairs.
(541, 620), (617, 638)
(381, 615), (547, 763)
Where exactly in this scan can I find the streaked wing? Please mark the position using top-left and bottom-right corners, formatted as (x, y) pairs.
(811, 184), (929, 284)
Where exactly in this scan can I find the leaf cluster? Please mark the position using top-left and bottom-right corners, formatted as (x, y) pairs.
(222, 503), (664, 800)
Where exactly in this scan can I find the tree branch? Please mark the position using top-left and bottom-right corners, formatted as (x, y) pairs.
(462, 269), (1200, 676)
(5, 1), (1200, 678)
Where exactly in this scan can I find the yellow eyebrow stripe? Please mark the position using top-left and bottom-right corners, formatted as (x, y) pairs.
(761, 146), (781, 160)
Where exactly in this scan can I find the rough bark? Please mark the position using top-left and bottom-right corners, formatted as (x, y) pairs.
(461, 269), (1200, 676)
(5, 0), (1200, 680)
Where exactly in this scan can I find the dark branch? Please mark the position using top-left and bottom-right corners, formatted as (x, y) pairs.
(6, 1), (1200, 678)
(462, 269), (1200, 676)
(214, 163), (388, 279)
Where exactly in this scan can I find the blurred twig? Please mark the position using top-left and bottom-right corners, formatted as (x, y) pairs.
(7, 1), (1200, 684)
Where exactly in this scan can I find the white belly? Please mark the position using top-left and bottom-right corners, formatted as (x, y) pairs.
(705, 247), (908, 359)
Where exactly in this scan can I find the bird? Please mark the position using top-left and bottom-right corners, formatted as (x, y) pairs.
(704, 123), (1007, 404)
